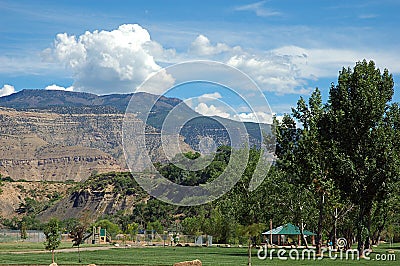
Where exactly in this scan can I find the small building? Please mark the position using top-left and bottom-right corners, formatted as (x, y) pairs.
(262, 223), (315, 246)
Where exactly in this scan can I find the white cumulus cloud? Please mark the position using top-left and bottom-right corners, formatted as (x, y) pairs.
(195, 102), (230, 118)
(190, 35), (241, 56)
(45, 84), (74, 91)
(135, 68), (176, 95)
(0, 84), (15, 97)
(233, 111), (273, 124)
(226, 53), (310, 94)
(44, 24), (174, 95)
(198, 92), (223, 101)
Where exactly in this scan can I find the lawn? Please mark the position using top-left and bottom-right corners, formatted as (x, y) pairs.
(0, 242), (398, 265)
(0, 242), (75, 253)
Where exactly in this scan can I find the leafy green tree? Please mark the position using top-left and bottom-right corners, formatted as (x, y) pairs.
(132, 202), (147, 227)
(1, 216), (20, 230)
(19, 221), (27, 241)
(147, 220), (163, 234)
(276, 89), (336, 253)
(204, 208), (235, 244)
(240, 223), (265, 266)
(182, 151), (201, 160)
(263, 165), (318, 247)
(94, 219), (121, 238)
(327, 60), (399, 253)
(210, 147), (278, 245)
(370, 180), (400, 245)
(115, 211), (131, 233)
(220, 148), (266, 226)
(44, 218), (61, 263)
(275, 60), (400, 255)
(274, 115), (313, 247)
(182, 217), (202, 236)
(61, 218), (79, 233)
(324, 190), (355, 249)
(127, 222), (139, 241)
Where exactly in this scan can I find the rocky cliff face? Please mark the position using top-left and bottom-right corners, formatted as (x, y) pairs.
(0, 108), (191, 182)
(0, 108), (123, 181)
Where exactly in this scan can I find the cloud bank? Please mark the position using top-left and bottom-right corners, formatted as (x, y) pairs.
(43, 23), (400, 98)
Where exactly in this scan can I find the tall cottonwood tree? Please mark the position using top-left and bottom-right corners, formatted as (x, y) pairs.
(292, 89), (334, 254)
(326, 60), (400, 254)
(275, 89), (334, 254)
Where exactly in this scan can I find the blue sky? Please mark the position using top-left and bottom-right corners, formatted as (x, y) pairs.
(1, 0), (399, 122)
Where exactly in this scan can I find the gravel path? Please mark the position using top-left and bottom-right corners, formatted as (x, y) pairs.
(0, 245), (116, 254)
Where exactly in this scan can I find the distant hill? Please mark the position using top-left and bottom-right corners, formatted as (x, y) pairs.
(0, 89), (185, 114)
(0, 89), (99, 109)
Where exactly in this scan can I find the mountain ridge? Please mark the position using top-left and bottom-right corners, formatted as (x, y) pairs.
(0, 89), (184, 114)
(0, 89), (268, 150)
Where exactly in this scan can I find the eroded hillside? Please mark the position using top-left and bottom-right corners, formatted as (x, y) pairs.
(37, 172), (148, 222)
(0, 108), (191, 182)
(0, 180), (73, 219)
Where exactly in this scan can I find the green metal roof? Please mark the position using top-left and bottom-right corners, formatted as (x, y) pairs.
(262, 223), (315, 236)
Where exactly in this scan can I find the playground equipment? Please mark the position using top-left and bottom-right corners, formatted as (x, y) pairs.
(91, 226), (107, 244)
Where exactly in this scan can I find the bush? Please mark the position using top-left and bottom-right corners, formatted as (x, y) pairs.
(0, 176), (15, 182)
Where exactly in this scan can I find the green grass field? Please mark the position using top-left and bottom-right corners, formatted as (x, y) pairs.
(0, 242), (398, 265)
(0, 242), (76, 253)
